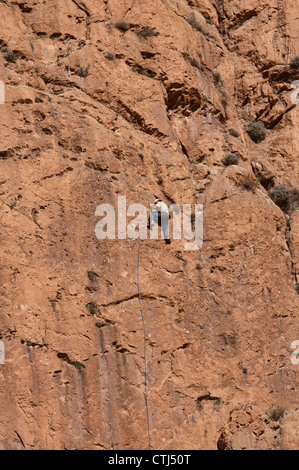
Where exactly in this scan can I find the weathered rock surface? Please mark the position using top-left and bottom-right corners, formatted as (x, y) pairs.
(0, 0), (298, 450)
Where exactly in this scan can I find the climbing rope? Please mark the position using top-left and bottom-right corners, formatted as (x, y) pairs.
(137, 227), (156, 450)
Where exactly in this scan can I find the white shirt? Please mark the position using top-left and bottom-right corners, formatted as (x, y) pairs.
(152, 201), (169, 214)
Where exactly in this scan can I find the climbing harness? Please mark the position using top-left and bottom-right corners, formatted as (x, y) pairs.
(137, 227), (156, 450)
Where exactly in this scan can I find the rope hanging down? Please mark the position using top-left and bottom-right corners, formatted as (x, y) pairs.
(137, 228), (156, 450)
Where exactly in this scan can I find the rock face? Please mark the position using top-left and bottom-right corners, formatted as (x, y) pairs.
(0, 0), (298, 450)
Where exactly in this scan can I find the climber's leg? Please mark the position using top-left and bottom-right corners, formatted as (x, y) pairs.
(161, 211), (171, 244)
(149, 212), (159, 229)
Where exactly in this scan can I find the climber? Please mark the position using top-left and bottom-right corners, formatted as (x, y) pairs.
(148, 198), (171, 244)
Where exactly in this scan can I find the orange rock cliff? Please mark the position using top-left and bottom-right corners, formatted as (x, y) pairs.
(0, 0), (299, 450)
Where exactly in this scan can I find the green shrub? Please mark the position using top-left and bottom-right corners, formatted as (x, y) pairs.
(86, 302), (98, 315)
(138, 69), (153, 78)
(138, 26), (159, 38)
(290, 56), (299, 70)
(268, 184), (299, 213)
(115, 21), (130, 32)
(105, 53), (115, 61)
(190, 58), (201, 69)
(5, 52), (17, 63)
(213, 70), (221, 84)
(87, 271), (98, 282)
(73, 361), (85, 370)
(241, 110), (252, 121)
(248, 121), (266, 143)
(220, 88), (228, 106)
(63, 46), (72, 58)
(268, 407), (285, 422)
(223, 153), (240, 166)
(77, 64), (90, 77)
(187, 16), (206, 35)
(212, 72), (227, 106)
(183, 53), (203, 70)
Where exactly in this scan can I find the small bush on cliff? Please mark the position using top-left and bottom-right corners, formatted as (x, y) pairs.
(290, 56), (299, 70)
(77, 64), (90, 77)
(223, 153), (240, 166)
(86, 302), (98, 315)
(213, 70), (222, 84)
(268, 184), (299, 213)
(5, 52), (17, 63)
(189, 58), (202, 69)
(138, 26), (159, 38)
(87, 271), (99, 282)
(105, 53), (115, 61)
(248, 121), (266, 143)
(268, 407), (285, 422)
(73, 361), (85, 370)
(219, 88), (228, 107)
(183, 52), (204, 70)
(115, 21), (130, 32)
(187, 16), (206, 35)
(212, 71), (228, 106)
